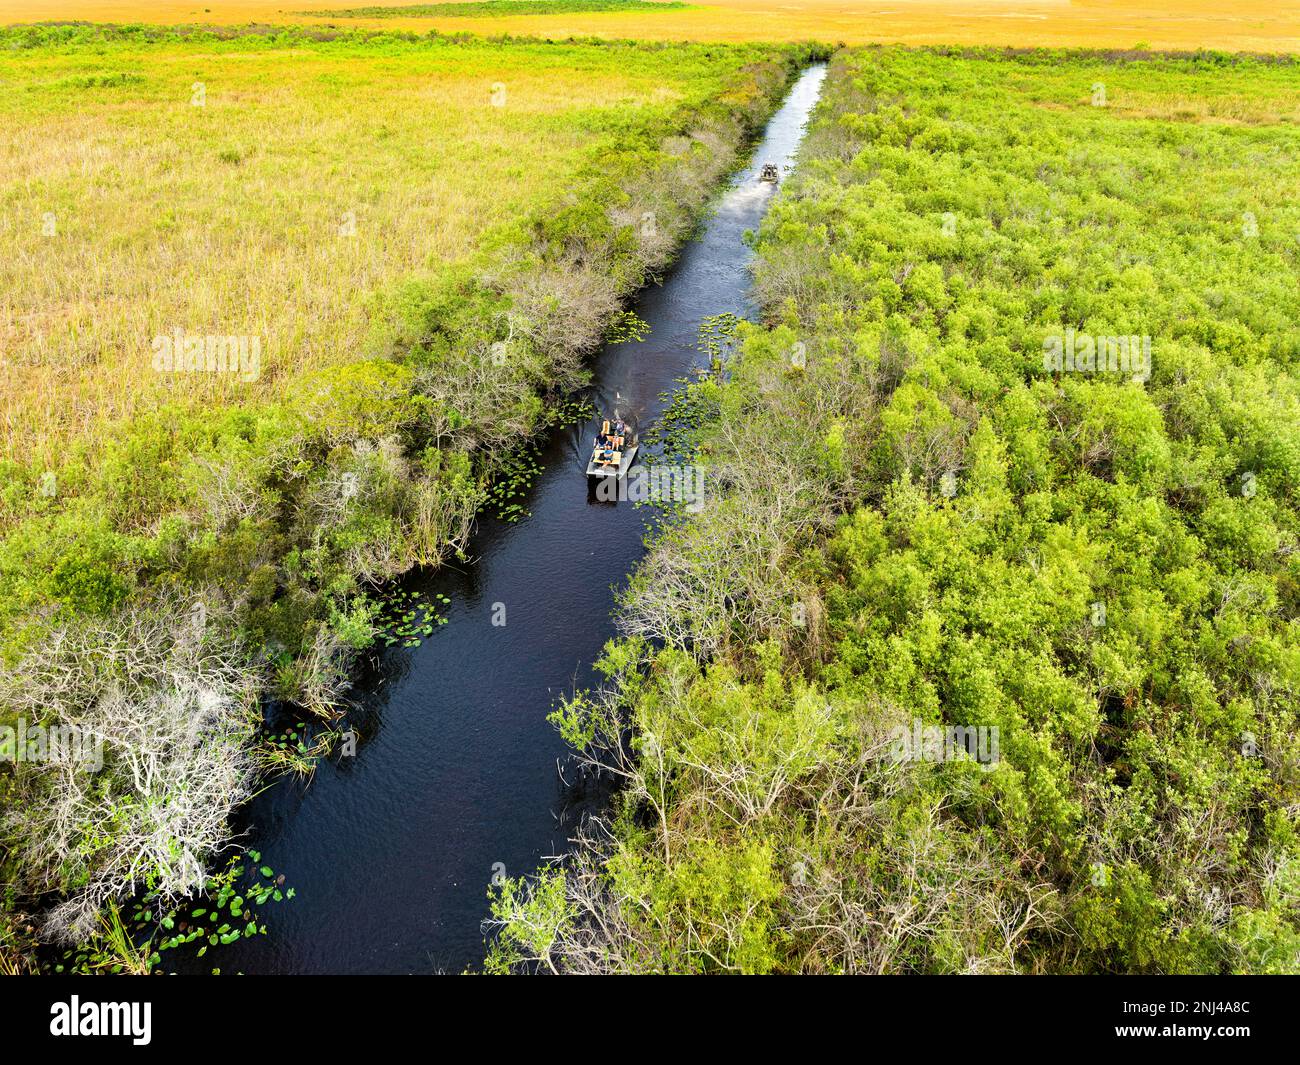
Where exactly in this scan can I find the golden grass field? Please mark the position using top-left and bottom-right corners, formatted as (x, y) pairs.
(1, 0), (1299, 54)
(0, 36), (697, 461)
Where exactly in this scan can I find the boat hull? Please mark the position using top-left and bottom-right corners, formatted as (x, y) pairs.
(586, 443), (638, 479)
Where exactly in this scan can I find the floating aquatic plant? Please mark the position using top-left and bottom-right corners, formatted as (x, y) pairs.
(485, 444), (544, 523)
(50, 852), (295, 975)
(374, 588), (451, 649)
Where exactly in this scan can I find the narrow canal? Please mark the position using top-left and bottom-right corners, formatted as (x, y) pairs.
(206, 63), (827, 974)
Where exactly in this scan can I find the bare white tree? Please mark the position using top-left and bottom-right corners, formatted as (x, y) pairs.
(0, 593), (261, 942)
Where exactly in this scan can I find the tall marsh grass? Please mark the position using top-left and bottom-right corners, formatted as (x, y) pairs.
(0, 31), (706, 464)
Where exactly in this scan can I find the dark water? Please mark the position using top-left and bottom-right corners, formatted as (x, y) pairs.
(200, 64), (826, 975)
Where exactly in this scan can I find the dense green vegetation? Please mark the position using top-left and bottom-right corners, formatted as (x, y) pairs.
(490, 47), (1300, 974)
(302, 1), (692, 18)
(0, 25), (819, 964)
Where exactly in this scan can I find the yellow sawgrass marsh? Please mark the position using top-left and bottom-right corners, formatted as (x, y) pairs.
(0, 35), (705, 462)
(2, 0), (1298, 54)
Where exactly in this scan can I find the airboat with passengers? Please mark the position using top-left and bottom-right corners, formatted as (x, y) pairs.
(759, 162), (781, 183)
(586, 415), (638, 480)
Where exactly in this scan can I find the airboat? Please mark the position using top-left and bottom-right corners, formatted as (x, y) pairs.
(759, 162), (781, 183)
(586, 417), (638, 480)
